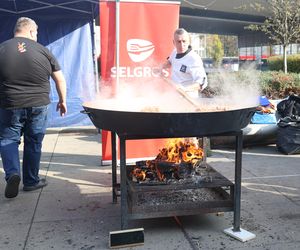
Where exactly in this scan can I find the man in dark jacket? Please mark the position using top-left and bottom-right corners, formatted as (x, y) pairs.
(0, 17), (67, 198)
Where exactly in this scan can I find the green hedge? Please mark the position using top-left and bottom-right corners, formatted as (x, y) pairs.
(207, 70), (300, 99)
(268, 54), (300, 73)
(259, 71), (300, 99)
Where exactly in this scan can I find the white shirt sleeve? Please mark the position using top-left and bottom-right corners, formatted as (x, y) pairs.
(188, 56), (208, 90)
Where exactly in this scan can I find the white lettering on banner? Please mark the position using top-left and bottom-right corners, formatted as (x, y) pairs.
(111, 66), (169, 78)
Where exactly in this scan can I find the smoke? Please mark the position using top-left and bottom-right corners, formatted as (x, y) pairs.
(88, 63), (261, 112)
(201, 64), (261, 110)
(92, 77), (196, 112)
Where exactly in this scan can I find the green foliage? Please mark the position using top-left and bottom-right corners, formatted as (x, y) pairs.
(207, 35), (224, 66)
(268, 56), (283, 71)
(207, 70), (300, 100)
(222, 36), (238, 57)
(259, 71), (300, 99)
(286, 54), (300, 73)
(268, 54), (300, 73)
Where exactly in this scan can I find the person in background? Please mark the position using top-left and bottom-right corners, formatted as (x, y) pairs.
(162, 28), (208, 99)
(0, 17), (67, 198)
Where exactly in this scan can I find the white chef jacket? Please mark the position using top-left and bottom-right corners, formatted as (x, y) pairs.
(168, 49), (207, 98)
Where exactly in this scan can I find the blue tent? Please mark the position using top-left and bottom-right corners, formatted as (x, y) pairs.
(0, 0), (99, 127)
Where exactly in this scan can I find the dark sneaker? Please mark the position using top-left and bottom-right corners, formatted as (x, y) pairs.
(5, 174), (21, 198)
(23, 179), (48, 192)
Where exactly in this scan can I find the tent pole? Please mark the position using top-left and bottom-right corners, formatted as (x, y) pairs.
(114, 0), (120, 171)
(115, 0), (120, 93)
(93, 19), (100, 93)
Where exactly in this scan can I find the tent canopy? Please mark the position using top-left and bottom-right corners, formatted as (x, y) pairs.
(1, 0), (268, 36)
(0, 0), (98, 17)
(0, 0), (99, 127)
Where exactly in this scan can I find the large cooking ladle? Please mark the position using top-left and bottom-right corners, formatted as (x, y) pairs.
(162, 77), (201, 109)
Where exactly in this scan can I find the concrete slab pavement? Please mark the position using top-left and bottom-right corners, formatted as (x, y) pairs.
(0, 127), (299, 249)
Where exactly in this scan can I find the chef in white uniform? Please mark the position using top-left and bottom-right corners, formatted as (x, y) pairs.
(163, 28), (208, 99)
(163, 28), (210, 156)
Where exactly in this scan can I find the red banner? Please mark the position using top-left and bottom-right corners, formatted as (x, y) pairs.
(100, 0), (180, 163)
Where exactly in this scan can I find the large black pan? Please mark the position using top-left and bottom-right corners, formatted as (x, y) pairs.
(82, 102), (256, 138)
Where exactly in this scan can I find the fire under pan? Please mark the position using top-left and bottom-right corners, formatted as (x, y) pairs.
(126, 165), (234, 219)
(109, 130), (243, 231)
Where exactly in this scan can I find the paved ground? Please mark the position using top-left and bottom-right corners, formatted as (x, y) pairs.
(0, 127), (299, 250)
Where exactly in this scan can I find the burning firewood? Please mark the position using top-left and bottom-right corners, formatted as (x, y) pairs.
(131, 168), (147, 182)
(156, 138), (203, 164)
(130, 139), (204, 183)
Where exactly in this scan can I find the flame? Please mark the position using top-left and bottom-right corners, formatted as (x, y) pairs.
(130, 138), (203, 182)
(132, 168), (146, 181)
(156, 138), (203, 163)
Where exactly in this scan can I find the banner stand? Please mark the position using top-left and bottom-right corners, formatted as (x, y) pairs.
(100, 0), (180, 165)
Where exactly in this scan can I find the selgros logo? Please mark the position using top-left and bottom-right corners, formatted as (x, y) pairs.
(110, 38), (168, 78)
(127, 39), (155, 62)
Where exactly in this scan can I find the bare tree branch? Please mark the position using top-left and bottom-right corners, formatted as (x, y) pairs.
(247, 0), (300, 73)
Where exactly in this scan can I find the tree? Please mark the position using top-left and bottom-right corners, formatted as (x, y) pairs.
(207, 35), (224, 67)
(247, 0), (300, 73)
(222, 35), (238, 57)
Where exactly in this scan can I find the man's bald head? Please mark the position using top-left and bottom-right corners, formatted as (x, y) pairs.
(14, 17), (38, 41)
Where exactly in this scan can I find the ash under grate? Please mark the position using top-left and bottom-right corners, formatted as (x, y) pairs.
(136, 188), (229, 207)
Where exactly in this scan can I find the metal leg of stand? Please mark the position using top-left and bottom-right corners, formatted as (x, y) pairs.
(233, 131), (243, 232)
(111, 132), (117, 203)
(119, 136), (128, 229)
(224, 130), (256, 242)
(202, 137), (207, 163)
(198, 137), (208, 163)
